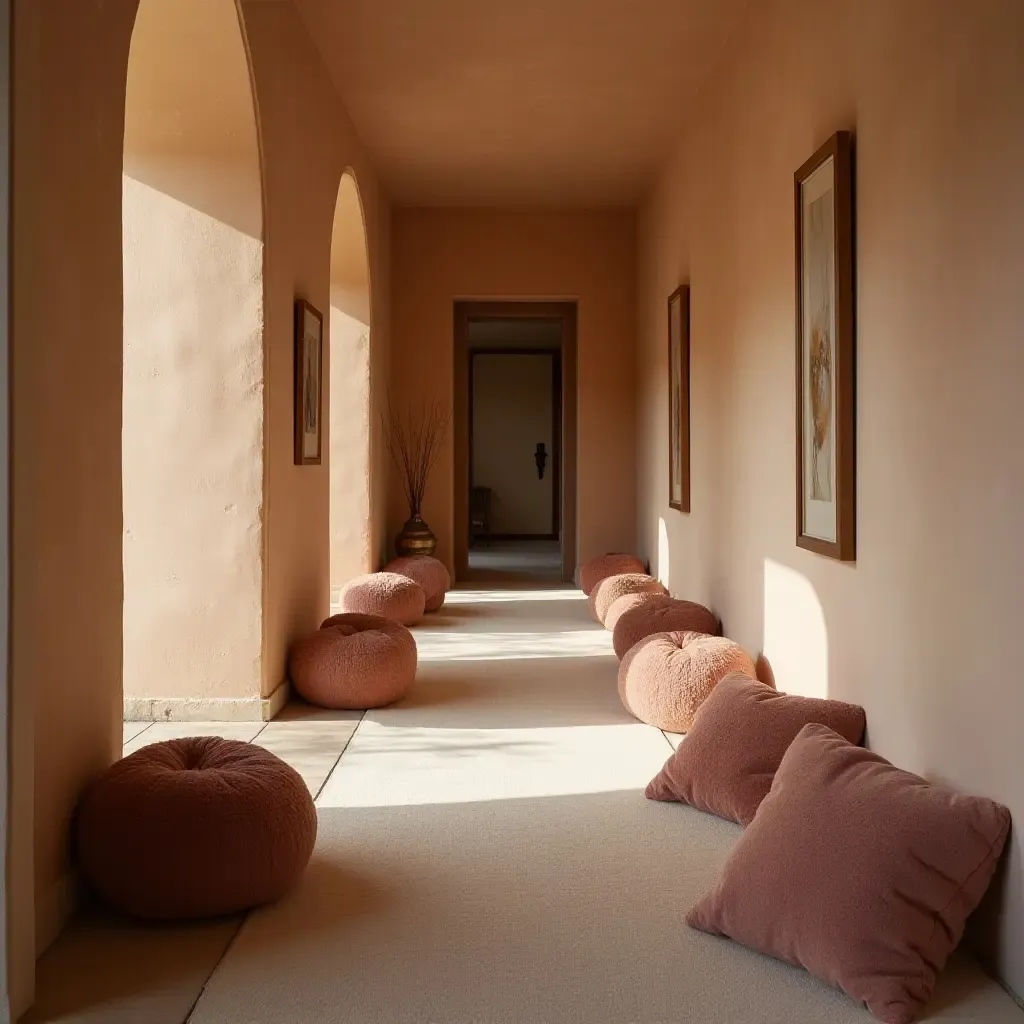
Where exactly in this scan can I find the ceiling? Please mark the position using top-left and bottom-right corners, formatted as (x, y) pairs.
(293, 0), (748, 208)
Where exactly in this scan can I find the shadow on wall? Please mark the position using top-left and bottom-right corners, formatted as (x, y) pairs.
(762, 558), (828, 698)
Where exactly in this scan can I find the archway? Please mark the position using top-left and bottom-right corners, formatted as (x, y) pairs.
(122, 0), (265, 719)
(328, 171), (372, 597)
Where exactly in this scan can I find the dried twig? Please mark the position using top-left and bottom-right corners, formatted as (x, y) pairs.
(382, 391), (451, 517)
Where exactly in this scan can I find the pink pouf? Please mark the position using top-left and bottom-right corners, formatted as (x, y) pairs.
(580, 553), (646, 597)
(290, 613), (417, 709)
(612, 595), (721, 660)
(589, 573), (667, 626)
(618, 630), (755, 732)
(384, 555), (450, 612)
(77, 738), (316, 920)
(603, 591), (665, 633)
(339, 571), (425, 625)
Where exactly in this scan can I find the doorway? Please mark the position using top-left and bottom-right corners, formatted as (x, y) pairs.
(454, 302), (577, 583)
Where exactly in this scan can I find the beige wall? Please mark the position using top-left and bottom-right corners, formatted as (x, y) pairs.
(391, 209), (636, 571)
(122, 0), (264, 711)
(636, 0), (1024, 996)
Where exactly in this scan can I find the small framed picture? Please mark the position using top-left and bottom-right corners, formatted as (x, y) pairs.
(795, 130), (855, 560)
(668, 284), (690, 513)
(294, 297), (323, 466)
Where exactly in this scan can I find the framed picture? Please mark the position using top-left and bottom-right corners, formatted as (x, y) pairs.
(667, 284), (690, 513)
(795, 130), (855, 560)
(294, 297), (324, 465)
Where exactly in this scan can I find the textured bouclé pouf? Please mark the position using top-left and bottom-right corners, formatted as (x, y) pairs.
(618, 630), (755, 732)
(603, 591), (664, 634)
(340, 571), (425, 625)
(580, 553), (646, 597)
(384, 555), (451, 612)
(589, 573), (667, 626)
(290, 613), (417, 709)
(612, 595), (721, 660)
(76, 737), (316, 920)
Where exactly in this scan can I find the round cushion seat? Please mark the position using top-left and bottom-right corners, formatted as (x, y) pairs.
(618, 630), (755, 732)
(76, 737), (316, 920)
(603, 591), (664, 633)
(384, 555), (450, 612)
(611, 595), (720, 660)
(288, 613), (417, 709)
(580, 553), (646, 596)
(589, 573), (667, 625)
(339, 571), (425, 625)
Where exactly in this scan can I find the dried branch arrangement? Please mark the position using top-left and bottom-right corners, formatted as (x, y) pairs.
(383, 393), (451, 517)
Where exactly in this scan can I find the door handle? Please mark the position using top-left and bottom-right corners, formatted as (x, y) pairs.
(535, 442), (547, 479)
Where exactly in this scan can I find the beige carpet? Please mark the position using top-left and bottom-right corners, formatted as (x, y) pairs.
(189, 587), (1022, 1024)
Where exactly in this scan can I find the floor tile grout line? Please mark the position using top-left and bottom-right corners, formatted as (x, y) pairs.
(181, 916), (248, 1024)
(313, 711), (367, 803)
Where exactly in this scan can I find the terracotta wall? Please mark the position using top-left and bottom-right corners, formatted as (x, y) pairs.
(390, 209), (636, 571)
(636, 0), (1024, 996)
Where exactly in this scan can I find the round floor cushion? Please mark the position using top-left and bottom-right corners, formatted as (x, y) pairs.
(612, 595), (721, 660)
(339, 571), (425, 625)
(589, 573), (667, 625)
(290, 613), (417, 709)
(618, 630), (756, 732)
(603, 591), (665, 633)
(580, 553), (646, 596)
(76, 737), (316, 920)
(384, 555), (450, 612)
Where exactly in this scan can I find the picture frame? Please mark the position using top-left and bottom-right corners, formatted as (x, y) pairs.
(667, 284), (690, 513)
(795, 130), (855, 560)
(294, 297), (324, 466)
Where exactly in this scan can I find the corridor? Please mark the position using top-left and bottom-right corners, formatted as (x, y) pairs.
(28, 588), (1021, 1023)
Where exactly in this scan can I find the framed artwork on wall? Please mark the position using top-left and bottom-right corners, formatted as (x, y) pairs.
(795, 130), (855, 560)
(668, 283), (690, 513)
(294, 297), (324, 466)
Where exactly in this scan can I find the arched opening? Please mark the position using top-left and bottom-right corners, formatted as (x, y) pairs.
(328, 170), (372, 597)
(122, 0), (265, 720)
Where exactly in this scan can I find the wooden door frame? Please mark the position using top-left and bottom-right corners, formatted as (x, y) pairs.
(454, 301), (577, 583)
(468, 347), (560, 541)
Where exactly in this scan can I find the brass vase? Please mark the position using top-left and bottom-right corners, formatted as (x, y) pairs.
(395, 514), (436, 557)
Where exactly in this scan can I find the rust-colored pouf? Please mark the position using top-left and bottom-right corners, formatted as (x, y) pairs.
(339, 571), (425, 625)
(580, 553), (646, 596)
(612, 595), (721, 661)
(603, 591), (665, 633)
(618, 630), (755, 732)
(76, 737), (316, 921)
(291, 613), (417, 709)
(384, 555), (450, 612)
(589, 573), (667, 626)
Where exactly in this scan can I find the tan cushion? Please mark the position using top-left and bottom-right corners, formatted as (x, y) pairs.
(76, 737), (316, 920)
(617, 630), (754, 731)
(579, 553), (645, 596)
(646, 673), (865, 824)
(687, 724), (1011, 1024)
(611, 595), (720, 660)
(339, 571), (425, 625)
(589, 573), (667, 625)
(384, 555), (450, 612)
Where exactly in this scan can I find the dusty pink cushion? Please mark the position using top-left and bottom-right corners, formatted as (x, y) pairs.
(612, 595), (720, 660)
(602, 591), (664, 633)
(618, 631), (754, 731)
(580, 553), (645, 596)
(687, 724), (1011, 1024)
(646, 674), (865, 824)
(339, 571), (425, 625)
(289, 613), (417, 709)
(589, 573), (667, 625)
(384, 555), (450, 612)
(77, 737), (316, 920)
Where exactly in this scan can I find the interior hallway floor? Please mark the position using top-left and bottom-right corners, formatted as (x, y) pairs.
(28, 587), (1024, 1023)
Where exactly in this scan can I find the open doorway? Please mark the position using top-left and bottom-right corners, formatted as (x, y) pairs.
(454, 303), (577, 583)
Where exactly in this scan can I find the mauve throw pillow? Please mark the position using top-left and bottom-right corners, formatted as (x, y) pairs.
(646, 674), (865, 824)
(687, 724), (1011, 1024)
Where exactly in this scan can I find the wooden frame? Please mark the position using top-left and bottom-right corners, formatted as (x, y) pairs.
(293, 298), (324, 466)
(454, 301), (577, 583)
(667, 284), (690, 513)
(795, 130), (855, 560)
(468, 346), (561, 541)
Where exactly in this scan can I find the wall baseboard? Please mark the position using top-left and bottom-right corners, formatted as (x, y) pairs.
(124, 679), (291, 723)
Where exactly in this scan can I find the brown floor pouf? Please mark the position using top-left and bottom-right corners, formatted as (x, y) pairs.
(612, 595), (721, 660)
(339, 571), (425, 625)
(580, 553), (646, 596)
(618, 630), (755, 732)
(384, 555), (451, 612)
(589, 573), (667, 626)
(291, 612), (417, 709)
(76, 737), (316, 921)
